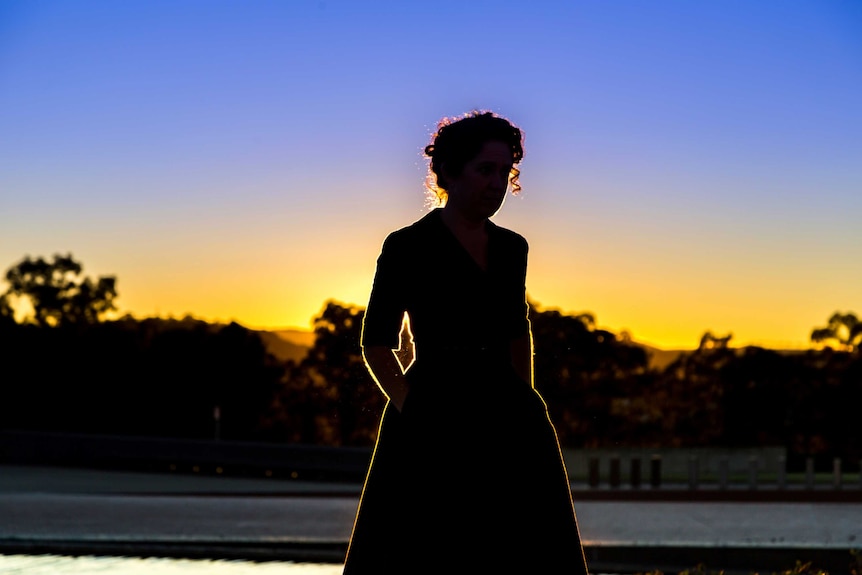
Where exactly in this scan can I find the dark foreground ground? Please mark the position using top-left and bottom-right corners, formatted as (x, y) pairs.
(1, 463), (861, 575)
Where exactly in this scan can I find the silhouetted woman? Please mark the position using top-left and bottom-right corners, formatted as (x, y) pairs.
(343, 111), (589, 574)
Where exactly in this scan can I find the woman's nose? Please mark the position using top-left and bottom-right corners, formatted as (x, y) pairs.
(492, 172), (507, 189)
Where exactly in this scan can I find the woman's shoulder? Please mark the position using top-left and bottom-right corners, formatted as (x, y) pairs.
(381, 209), (441, 245)
(489, 220), (529, 253)
(376, 210), (439, 257)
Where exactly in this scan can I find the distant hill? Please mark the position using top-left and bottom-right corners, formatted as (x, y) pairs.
(256, 329), (315, 363)
(253, 327), (804, 371)
(636, 343), (687, 371)
(254, 327), (690, 370)
(271, 328), (316, 347)
(635, 342), (812, 372)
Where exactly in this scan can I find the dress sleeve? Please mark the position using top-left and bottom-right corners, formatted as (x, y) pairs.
(360, 233), (406, 350)
(510, 235), (531, 339)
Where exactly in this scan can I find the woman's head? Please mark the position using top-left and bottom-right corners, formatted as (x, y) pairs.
(424, 111), (524, 207)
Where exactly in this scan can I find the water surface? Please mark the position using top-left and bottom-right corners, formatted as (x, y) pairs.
(0, 554), (343, 574)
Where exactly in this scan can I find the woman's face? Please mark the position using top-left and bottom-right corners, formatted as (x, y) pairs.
(444, 140), (515, 223)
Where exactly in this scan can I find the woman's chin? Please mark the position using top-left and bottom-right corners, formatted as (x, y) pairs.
(482, 201), (505, 218)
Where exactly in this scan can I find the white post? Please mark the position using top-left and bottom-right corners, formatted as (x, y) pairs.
(748, 455), (758, 490)
(777, 455), (786, 490)
(630, 458), (642, 489)
(833, 458), (842, 490)
(688, 456), (699, 490)
(213, 405), (221, 441)
(650, 454), (662, 489)
(609, 454), (621, 489)
(649, 453), (661, 489)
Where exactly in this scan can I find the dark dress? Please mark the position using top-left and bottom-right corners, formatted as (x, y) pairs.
(342, 209), (589, 574)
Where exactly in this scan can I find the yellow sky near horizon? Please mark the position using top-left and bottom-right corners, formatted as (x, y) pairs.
(91, 201), (850, 352)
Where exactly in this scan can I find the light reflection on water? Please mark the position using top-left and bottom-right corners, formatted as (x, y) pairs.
(0, 554), (343, 574)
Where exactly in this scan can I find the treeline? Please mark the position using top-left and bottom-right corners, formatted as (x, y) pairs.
(1, 254), (860, 470)
(0, 315), (282, 441)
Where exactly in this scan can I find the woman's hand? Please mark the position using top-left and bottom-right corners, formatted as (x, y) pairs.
(362, 345), (410, 411)
(510, 331), (535, 389)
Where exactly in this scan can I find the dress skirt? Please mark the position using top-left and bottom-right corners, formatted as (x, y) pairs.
(342, 352), (589, 574)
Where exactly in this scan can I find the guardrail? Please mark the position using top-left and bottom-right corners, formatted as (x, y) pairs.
(3, 430), (860, 499)
(579, 452), (862, 492)
(0, 429), (372, 482)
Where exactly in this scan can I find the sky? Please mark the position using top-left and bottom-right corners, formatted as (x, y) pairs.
(1, 0), (861, 350)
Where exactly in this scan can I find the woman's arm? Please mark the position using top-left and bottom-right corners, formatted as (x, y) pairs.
(507, 232), (534, 389)
(362, 345), (410, 411)
(510, 330), (535, 389)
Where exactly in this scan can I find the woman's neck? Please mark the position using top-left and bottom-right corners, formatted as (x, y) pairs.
(439, 205), (489, 270)
(440, 204), (486, 235)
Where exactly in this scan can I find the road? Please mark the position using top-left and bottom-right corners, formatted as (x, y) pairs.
(1, 464), (860, 574)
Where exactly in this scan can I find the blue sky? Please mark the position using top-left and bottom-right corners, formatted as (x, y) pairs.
(2, 0), (861, 349)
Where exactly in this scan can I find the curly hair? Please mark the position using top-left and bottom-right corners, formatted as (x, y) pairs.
(423, 110), (524, 207)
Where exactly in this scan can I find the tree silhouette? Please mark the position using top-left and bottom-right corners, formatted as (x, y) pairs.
(261, 300), (383, 446)
(306, 301), (381, 446)
(2, 253), (117, 327)
(649, 331), (735, 447)
(0, 295), (14, 327)
(720, 345), (795, 448)
(698, 330), (733, 350)
(811, 311), (861, 353)
(529, 303), (651, 447)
